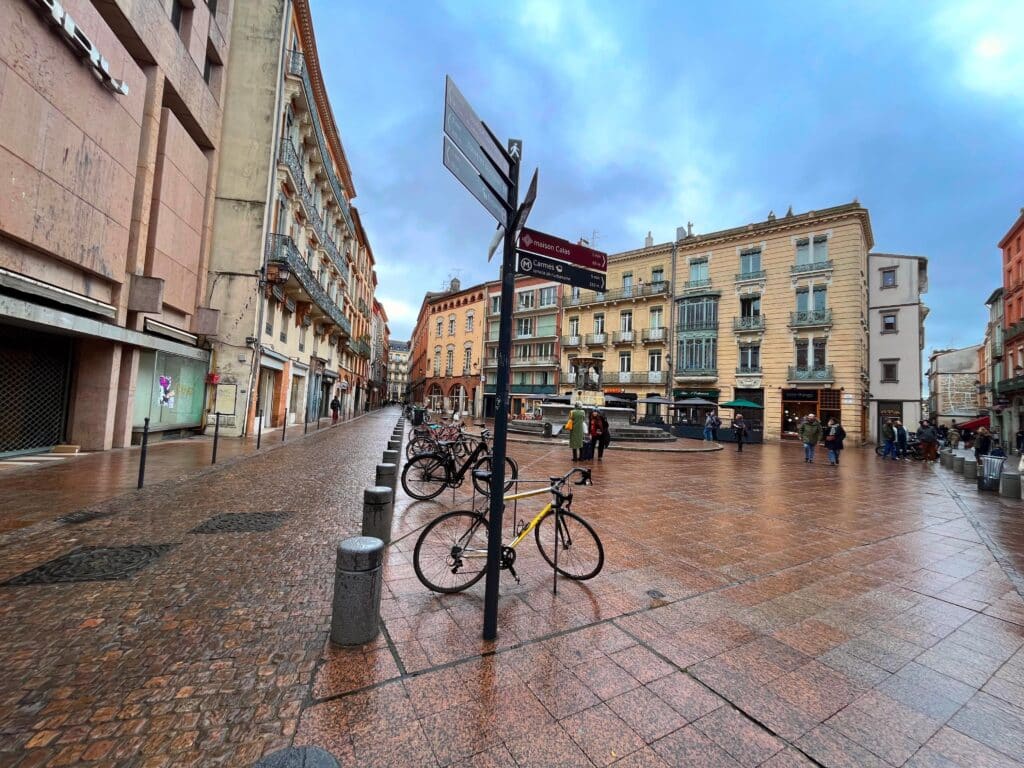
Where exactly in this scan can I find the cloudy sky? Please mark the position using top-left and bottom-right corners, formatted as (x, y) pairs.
(311, 0), (1023, 345)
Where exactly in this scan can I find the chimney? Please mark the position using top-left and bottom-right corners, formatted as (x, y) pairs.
(449, 277), (461, 292)
(687, 221), (694, 238)
(644, 231), (653, 248)
(675, 226), (687, 242)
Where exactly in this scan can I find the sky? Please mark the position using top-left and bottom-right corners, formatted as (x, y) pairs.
(310, 0), (1024, 345)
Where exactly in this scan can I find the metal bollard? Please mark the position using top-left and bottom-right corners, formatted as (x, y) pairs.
(964, 459), (977, 479)
(953, 455), (964, 474)
(388, 439), (401, 453)
(376, 462), (397, 492)
(282, 411), (288, 442)
(361, 486), (394, 542)
(212, 412), (221, 465)
(257, 410), (263, 450)
(137, 417), (150, 489)
(1000, 470), (1021, 499)
(383, 449), (399, 467)
(330, 536), (385, 646)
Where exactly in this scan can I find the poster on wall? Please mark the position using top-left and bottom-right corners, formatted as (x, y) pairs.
(214, 384), (237, 415)
(158, 376), (175, 408)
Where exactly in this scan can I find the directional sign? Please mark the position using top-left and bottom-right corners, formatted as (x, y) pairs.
(443, 136), (509, 224)
(511, 168), (538, 241)
(444, 106), (510, 203)
(444, 76), (510, 177)
(516, 251), (606, 291)
(517, 227), (607, 271)
(486, 224), (505, 262)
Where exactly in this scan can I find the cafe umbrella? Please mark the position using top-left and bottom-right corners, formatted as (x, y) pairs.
(718, 399), (764, 409)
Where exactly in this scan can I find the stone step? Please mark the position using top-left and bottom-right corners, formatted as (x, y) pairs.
(50, 445), (80, 454)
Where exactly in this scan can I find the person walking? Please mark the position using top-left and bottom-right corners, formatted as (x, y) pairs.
(917, 420), (938, 462)
(1015, 427), (1024, 454)
(733, 413), (748, 452)
(711, 411), (721, 442)
(703, 411), (716, 442)
(895, 420), (909, 460)
(881, 418), (897, 461)
(330, 394), (341, 424)
(824, 417), (846, 465)
(974, 427), (993, 462)
(947, 426), (961, 451)
(799, 413), (823, 463)
(568, 402), (586, 461)
(593, 408), (611, 460)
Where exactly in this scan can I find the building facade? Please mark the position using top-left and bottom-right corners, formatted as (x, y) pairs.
(387, 340), (410, 403)
(484, 276), (562, 417)
(997, 208), (1024, 438)
(561, 235), (673, 417)
(0, 0), (232, 454)
(981, 289), (1009, 445)
(927, 346), (982, 425)
(866, 253), (928, 442)
(369, 298), (388, 409)
(206, 0), (374, 436)
(409, 279), (486, 416)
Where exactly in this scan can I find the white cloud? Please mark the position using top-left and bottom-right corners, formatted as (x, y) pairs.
(931, 0), (1024, 101)
(376, 295), (419, 337)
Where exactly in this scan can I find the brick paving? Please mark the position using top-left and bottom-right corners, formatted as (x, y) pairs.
(0, 409), (1023, 766)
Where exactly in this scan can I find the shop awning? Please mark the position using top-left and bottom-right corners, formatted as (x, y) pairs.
(955, 415), (989, 431)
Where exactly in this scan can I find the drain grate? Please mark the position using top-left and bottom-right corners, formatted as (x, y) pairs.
(57, 509), (113, 525)
(190, 512), (291, 534)
(3, 544), (177, 586)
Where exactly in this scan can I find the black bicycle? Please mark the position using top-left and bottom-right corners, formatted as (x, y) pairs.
(401, 429), (518, 500)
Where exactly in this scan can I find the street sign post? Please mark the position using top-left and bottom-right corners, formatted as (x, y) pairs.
(518, 227), (607, 271)
(516, 251), (607, 291)
(442, 76), (534, 641)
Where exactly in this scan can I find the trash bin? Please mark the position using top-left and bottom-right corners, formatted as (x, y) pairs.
(543, 421), (552, 438)
(978, 455), (1005, 492)
(411, 407), (426, 427)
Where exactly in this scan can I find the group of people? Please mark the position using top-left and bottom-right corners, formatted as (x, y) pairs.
(702, 411), (752, 451)
(879, 418), (917, 461)
(797, 413), (847, 465)
(566, 404), (612, 461)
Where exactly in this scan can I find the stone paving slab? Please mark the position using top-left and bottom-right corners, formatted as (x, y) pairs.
(0, 410), (1023, 766)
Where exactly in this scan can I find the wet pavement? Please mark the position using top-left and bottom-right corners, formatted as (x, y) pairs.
(0, 410), (1022, 767)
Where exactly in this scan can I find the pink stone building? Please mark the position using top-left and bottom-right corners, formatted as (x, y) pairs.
(0, 0), (231, 453)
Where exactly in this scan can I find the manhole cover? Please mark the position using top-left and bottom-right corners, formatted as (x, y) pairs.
(646, 589), (667, 600)
(3, 544), (177, 586)
(190, 512), (291, 534)
(252, 746), (338, 768)
(57, 509), (113, 525)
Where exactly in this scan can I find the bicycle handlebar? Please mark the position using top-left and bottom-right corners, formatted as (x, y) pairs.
(551, 467), (592, 489)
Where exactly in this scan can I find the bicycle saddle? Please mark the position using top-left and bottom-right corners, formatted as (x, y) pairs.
(472, 469), (491, 481)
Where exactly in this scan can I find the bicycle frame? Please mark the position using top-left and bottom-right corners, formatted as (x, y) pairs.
(457, 485), (559, 559)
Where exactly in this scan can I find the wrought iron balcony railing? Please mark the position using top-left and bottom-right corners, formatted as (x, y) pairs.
(736, 365), (762, 375)
(613, 330), (636, 344)
(683, 278), (712, 291)
(789, 309), (832, 328)
(676, 321), (718, 333)
(642, 327), (667, 342)
(733, 316), (765, 332)
(788, 365), (834, 382)
(600, 371), (667, 385)
(584, 332), (608, 346)
(674, 367), (717, 377)
(998, 376), (1024, 393)
(265, 234), (350, 337)
(790, 260), (833, 275)
(735, 270), (767, 282)
(562, 281), (669, 307)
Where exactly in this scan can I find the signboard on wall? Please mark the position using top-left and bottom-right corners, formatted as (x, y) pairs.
(214, 384), (237, 415)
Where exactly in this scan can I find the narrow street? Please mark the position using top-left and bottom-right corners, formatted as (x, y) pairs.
(0, 413), (1022, 766)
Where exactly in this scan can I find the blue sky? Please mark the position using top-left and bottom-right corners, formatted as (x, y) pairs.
(311, 0), (1023, 344)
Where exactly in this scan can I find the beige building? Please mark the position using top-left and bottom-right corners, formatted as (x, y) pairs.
(565, 203), (874, 442)
(387, 340), (410, 402)
(207, 0), (375, 436)
(0, 0), (231, 453)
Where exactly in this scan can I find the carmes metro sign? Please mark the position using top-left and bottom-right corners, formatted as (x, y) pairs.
(30, 0), (131, 95)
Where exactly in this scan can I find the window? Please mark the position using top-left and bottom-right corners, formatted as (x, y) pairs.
(740, 296), (761, 318)
(535, 342), (554, 358)
(881, 268), (897, 288)
(689, 259), (709, 283)
(649, 349), (662, 371)
(265, 299), (275, 337)
(619, 352), (632, 373)
(739, 248), (761, 275)
(651, 267), (664, 284)
(516, 317), (533, 337)
(445, 348), (454, 374)
(882, 313), (898, 333)
(463, 346), (473, 373)
(436, 318), (443, 337)
(739, 345), (760, 371)
(170, 0), (184, 30)
(676, 297), (718, 329)
(490, 296), (500, 314)
(622, 272), (633, 296)
(571, 286), (581, 301)
(515, 344), (531, 359)
(649, 307), (663, 328)
(796, 235), (829, 265)
(280, 309), (291, 343)
(568, 316), (580, 336)
(433, 348), (441, 376)
(299, 323), (307, 352)
(676, 337), (717, 371)
(517, 291), (535, 310)
(620, 311), (633, 332)
(448, 315), (456, 336)
(813, 338), (827, 368)
(795, 339), (808, 368)
(466, 312), (475, 332)
(881, 359), (899, 382)
(796, 287), (827, 311)
(203, 55), (215, 84)
(539, 287), (556, 307)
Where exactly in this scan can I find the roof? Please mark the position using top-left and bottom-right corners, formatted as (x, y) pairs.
(870, 252), (928, 264)
(985, 287), (1004, 305)
(998, 207), (1024, 249)
(389, 340), (411, 352)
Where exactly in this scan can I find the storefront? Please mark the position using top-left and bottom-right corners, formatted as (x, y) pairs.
(671, 388), (719, 426)
(876, 401), (902, 443)
(0, 325), (72, 456)
(133, 349), (207, 436)
(781, 388), (841, 439)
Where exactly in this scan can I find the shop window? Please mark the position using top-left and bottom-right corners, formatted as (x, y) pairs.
(133, 350), (206, 429)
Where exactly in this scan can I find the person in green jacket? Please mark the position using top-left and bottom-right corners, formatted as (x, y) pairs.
(568, 403), (587, 461)
(799, 413), (823, 463)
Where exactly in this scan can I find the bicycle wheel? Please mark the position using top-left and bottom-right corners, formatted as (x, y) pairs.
(401, 454), (450, 500)
(471, 455), (518, 496)
(406, 434), (435, 458)
(413, 510), (489, 593)
(534, 510), (604, 580)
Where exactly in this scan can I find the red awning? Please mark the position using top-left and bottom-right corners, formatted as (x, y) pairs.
(955, 415), (989, 431)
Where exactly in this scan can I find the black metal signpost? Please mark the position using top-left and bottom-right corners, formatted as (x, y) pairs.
(442, 76), (535, 641)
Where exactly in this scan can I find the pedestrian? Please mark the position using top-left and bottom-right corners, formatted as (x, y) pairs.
(703, 411), (716, 442)
(733, 413), (748, 452)
(895, 420), (909, 460)
(1016, 427), (1024, 454)
(881, 418), (897, 460)
(947, 426), (961, 451)
(824, 417), (846, 465)
(330, 394), (341, 423)
(567, 402), (586, 461)
(592, 408), (611, 460)
(711, 411), (721, 442)
(799, 413), (822, 463)
(974, 427), (992, 461)
(917, 420), (938, 462)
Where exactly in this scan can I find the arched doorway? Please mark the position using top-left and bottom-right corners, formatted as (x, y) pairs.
(428, 384), (444, 412)
(450, 383), (469, 416)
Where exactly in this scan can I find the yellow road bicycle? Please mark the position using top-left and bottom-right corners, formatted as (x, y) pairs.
(412, 467), (604, 593)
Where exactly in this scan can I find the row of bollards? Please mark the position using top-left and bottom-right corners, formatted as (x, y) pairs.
(940, 447), (1021, 498)
(330, 414), (405, 646)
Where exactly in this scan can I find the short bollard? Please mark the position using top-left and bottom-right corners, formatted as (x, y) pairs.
(953, 455), (964, 474)
(388, 439), (401, 453)
(383, 449), (399, 467)
(330, 536), (385, 646)
(964, 459), (977, 479)
(376, 462), (397, 491)
(1000, 470), (1021, 499)
(362, 486), (394, 543)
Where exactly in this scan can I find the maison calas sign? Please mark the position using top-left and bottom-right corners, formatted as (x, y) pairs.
(31, 0), (130, 95)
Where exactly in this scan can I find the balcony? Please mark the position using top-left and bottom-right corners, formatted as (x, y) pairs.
(509, 384), (556, 395)
(674, 367), (718, 380)
(736, 365), (762, 375)
(600, 371), (667, 385)
(735, 270), (767, 283)
(613, 330), (636, 345)
(790, 260), (833, 276)
(683, 278), (712, 292)
(562, 281), (670, 307)
(265, 234), (351, 337)
(515, 301), (559, 315)
(998, 376), (1024, 393)
(358, 298), (369, 317)
(1006, 319), (1024, 341)
(562, 335), (582, 347)
(510, 356), (559, 367)
(285, 51), (354, 234)
(676, 321), (718, 333)
(354, 339), (371, 358)
(642, 327), (667, 342)
(789, 309), (833, 328)
(733, 316), (765, 333)
(585, 332), (608, 346)
(787, 366), (834, 382)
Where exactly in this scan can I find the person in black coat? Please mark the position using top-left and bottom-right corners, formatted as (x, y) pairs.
(974, 427), (993, 461)
(594, 409), (612, 460)
(824, 417), (846, 466)
(733, 414), (748, 452)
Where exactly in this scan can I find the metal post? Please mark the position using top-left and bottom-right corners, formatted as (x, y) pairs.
(282, 411), (288, 442)
(304, 415), (308, 435)
(484, 138), (521, 641)
(137, 417), (150, 489)
(257, 410), (263, 450)
(212, 412), (221, 465)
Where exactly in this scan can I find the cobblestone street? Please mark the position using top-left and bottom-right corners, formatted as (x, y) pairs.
(1, 410), (1023, 767)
